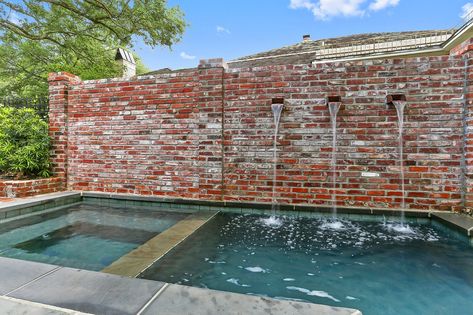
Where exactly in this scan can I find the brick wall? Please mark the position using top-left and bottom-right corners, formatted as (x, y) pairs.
(49, 48), (473, 212)
(0, 177), (64, 198)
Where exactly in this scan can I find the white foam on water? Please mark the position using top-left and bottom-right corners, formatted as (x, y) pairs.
(346, 296), (358, 300)
(321, 220), (345, 230)
(245, 266), (266, 273)
(227, 278), (251, 287)
(261, 216), (283, 227)
(283, 278), (295, 281)
(385, 223), (415, 234)
(286, 286), (340, 302)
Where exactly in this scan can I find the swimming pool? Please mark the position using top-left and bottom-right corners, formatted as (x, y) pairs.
(139, 213), (473, 315)
(0, 203), (187, 271)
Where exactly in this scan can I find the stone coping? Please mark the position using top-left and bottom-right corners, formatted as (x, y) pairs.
(0, 296), (91, 315)
(0, 190), (444, 219)
(102, 211), (218, 277)
(0, 192), (81, 220)
(0, 257), (361, 315)
(0, 192), (80, 212)
(431, 212), (473, 237)
(82, 191), (442, 218)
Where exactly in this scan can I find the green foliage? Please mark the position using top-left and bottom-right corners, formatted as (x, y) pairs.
(0, 0), (186, 97)
(0, 107), (51, 178)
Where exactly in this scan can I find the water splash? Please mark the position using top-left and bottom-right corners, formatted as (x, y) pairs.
(385, 223), (415, 234)
(393, 100), (406, 226)
(328, 102), (341, 219)
(266, 103), (284, 226)
(320, 220), (345, 231)
(260, 216), (283, 227)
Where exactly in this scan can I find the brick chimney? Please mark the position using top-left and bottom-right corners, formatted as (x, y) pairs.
(115, 48), (136, 78)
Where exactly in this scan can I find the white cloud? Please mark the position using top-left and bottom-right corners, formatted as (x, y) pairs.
(289, 0), (317, 10)
(216, 26), (231, 34)
(289, 0), (399, 20)
(180, 52), (196, 60)
(369, 0), (399, 11)
(461, 2), (473, 22)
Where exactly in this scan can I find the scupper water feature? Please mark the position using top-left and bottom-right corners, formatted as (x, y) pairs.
(388, 95), (413, 233)
(261, 99), (284, 227)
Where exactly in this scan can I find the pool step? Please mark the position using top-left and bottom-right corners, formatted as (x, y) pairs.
(102, 210), (219, 277)
(431, 212), (473, 238)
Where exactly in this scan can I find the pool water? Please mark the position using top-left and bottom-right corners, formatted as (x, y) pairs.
(140, 213), (473, 315)
(0, 204), (187, 271)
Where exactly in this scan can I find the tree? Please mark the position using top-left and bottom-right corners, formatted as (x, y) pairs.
(0, 106), (51, 178)
(0, 0), (186, 97)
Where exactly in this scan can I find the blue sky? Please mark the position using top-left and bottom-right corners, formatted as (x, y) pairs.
(134, 0), (473, 71)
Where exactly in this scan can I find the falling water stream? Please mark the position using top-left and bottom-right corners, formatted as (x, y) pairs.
(262, 103), (284, 226)
(328, 102), (341, 221)
(393, 100), (407, 228)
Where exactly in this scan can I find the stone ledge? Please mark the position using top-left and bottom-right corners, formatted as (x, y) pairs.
(0, 191), (81, 220)
(102, 211), (218, 277)
(0, 296), (91, 315)
(431, 212), (473, 237)
(82, 191), (439, 218)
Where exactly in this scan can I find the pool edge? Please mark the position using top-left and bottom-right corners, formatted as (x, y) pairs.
(101, 210), (219, 278)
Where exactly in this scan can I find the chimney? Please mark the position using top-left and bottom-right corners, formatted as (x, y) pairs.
(302, 34), (311, 42)
(115, 48), (136, 78)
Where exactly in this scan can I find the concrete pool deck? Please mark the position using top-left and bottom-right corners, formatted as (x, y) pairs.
(0, 257), (361, 315)
(3, 191), (473, 314)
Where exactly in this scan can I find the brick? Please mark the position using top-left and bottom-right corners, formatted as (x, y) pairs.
(42, 39), (473, 212)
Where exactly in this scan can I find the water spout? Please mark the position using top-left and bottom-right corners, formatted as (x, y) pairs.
(387, 94), (407, 227)
(393, 100), (407, 225)
(262, 100), (284, 227)
(328, 100), (341, 219)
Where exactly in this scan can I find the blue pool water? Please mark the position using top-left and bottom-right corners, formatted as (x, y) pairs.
(0, 204), (186, 271)
(140, 213), (473, 315)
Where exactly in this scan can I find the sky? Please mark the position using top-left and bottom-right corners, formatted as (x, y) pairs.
(134, 0), (473, 72)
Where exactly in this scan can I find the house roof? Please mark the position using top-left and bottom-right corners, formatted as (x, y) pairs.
(227, 29), (455, 68)
(144, 29), (457, 74)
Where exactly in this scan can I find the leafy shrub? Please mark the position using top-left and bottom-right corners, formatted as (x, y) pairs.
(0, 107), (51, 178)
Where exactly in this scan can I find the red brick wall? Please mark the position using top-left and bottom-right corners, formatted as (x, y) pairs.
(223, 57), (465, 211)
(0, 177), (64, 198)
(463, 51), (473, 209)
(49, 52), (472, 212)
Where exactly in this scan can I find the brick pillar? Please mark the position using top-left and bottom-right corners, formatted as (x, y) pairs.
(449, 38), (473, 211)
(48, 72), (81, 188)
(197, 59), (227, 200)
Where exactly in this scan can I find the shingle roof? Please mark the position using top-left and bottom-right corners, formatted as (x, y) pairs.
(228, 30), (455, 68)
(144, 29), (456, 74)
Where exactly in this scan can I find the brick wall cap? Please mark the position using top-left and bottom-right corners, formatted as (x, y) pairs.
(199, 58), (228, 69)
(48, 72), (82, 83)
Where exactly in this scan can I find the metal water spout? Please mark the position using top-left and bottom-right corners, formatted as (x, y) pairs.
(327, 96), (342, 220)
(270, 98), (284, 222)
(387, 94), (407, 225)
